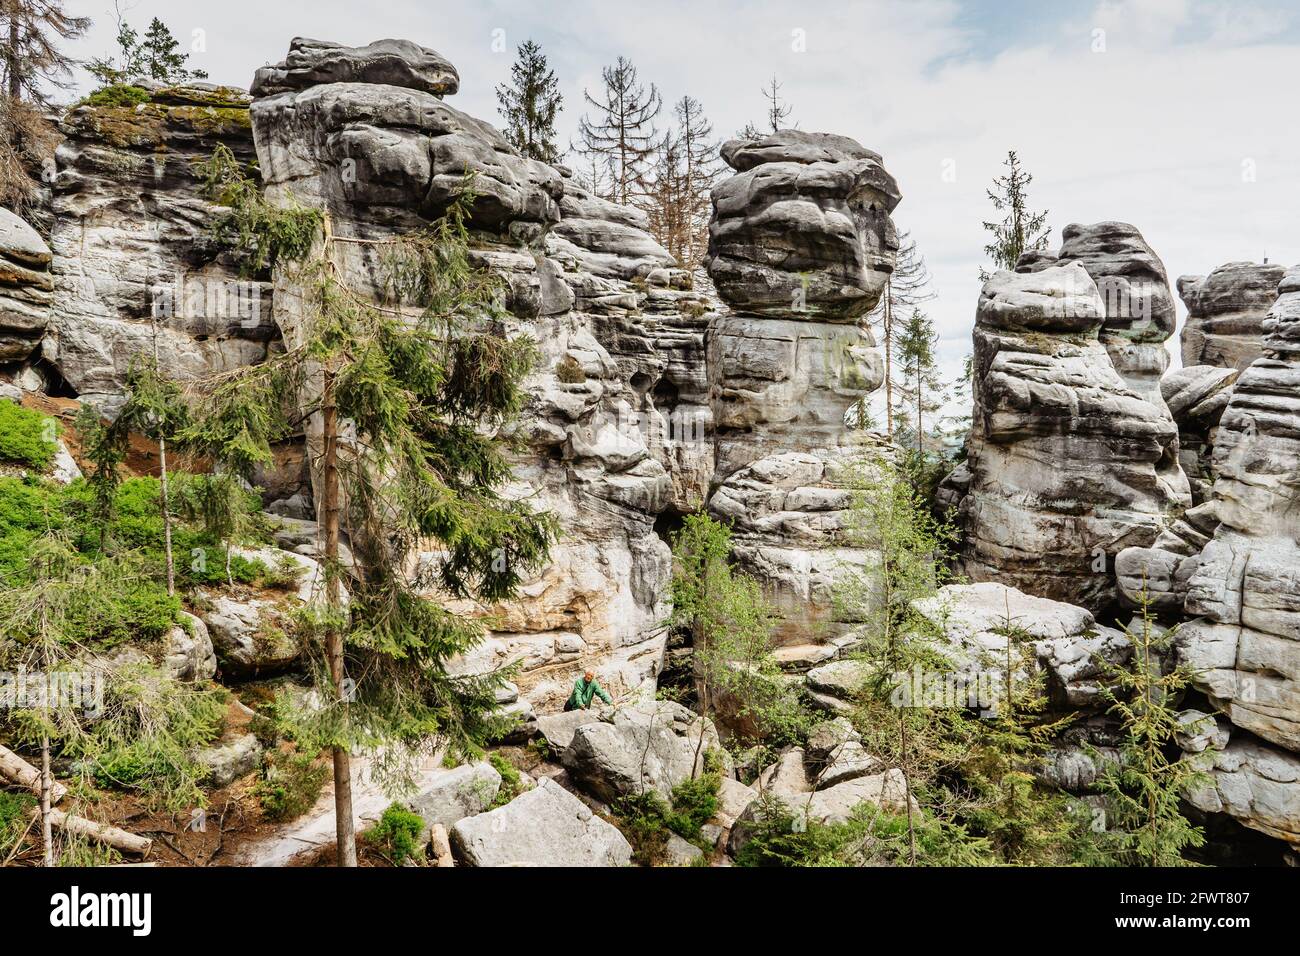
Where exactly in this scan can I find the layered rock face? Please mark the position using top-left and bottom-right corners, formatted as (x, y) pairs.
(1161, 364), (1239, 504)
(1120, 266), (1300, 846)
(0, 208), (53, 366)
(704, 131), (895, 639)
(1051, 222), (1178, 409)
(957, 263), (1189, 613)
(1179, 262), (1286, 371)
(249, 38), (698, 709)
(46, 83), (275, 411)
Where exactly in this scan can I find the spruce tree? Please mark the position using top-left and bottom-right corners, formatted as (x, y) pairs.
(867, 231), (934, 440)
(1093, 584), (1207, 865)
(495, 40), (562, 164)
(576, 56), (661, 205)
(761, 74), (793, 132)
(980, 150), (1050, 279)
(197, 155), (558, 866)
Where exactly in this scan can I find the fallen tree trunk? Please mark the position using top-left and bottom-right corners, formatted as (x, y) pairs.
(429, 823), (454, 867)
(0, 744), (66, 804)
(40, 809), (152, 856)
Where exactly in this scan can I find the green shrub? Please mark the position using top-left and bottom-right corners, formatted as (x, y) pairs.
(614, 770), (723, 864)
(488, 751), (524, 809)
(255, 749), (328, 822)
(83, 664), (227, 811)
(666, 771), (720, 843)
(366, 803), (426, 865)
(83, 84), (152, 108)
(734, 796), (993, 867)
(0, 790), (35, 857)
(0, 402), (57, 471)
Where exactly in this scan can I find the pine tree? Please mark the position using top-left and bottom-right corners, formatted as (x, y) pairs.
(761, 75), (793, 132)
(197, 154), (558, 866)
(576, 56), (661, 206)
(495, 40), (562, 164)
(980, 150), (1050, 280)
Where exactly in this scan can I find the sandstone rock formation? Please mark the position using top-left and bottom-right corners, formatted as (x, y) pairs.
(0, 208), (53, 366)
(704, 130), (895, 640)
(47, 83), (275, 412)
(1117, 265), (1300, 848)
(956, 263), (1189, 613)
(248, 38), (692, 710)
(1179, 262), (1286, 371)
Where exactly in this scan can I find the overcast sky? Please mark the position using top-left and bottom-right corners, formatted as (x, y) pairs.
(58, 0), (1300, 390)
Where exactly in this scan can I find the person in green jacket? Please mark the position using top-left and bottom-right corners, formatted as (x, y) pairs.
(565, 670), (613, 711)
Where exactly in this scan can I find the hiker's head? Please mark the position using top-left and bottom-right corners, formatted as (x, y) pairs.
(584, 670), (595, 683)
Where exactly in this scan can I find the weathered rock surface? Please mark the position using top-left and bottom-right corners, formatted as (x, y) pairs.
(561, 700), (723, 802)
(162, 610), (218, 682)
(249, 39), (681, 707)
(912, 582), (1128, 709)
(956, 264), (1189, 612)
(1118, 265), (1300, 850)
(707, 130), (900, 320)
(704, 131), (895, 641)
(1162, 364), (1240, 503)
(450, 777), (632, 866)
(250, 38), (460, 98)
(1179, 262), (1286, 371)
(405, 763), (500, 837)
(0, 208), (53, 363)
(48, 84), (275, 412)
(1052, 222), (1177, 407)
(1185, 737), (1300, 847)
(195, 732), (262, 788)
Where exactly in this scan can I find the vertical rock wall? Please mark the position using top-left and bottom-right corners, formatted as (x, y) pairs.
(46, 83), (275, 412)
(248, 39), (707, 709)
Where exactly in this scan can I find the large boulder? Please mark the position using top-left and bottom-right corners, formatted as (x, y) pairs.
(450, 777), (632, 866)
(250, 38), (460, 97)
(561, 700), (723, 803)
(405, 763), (500, 837)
